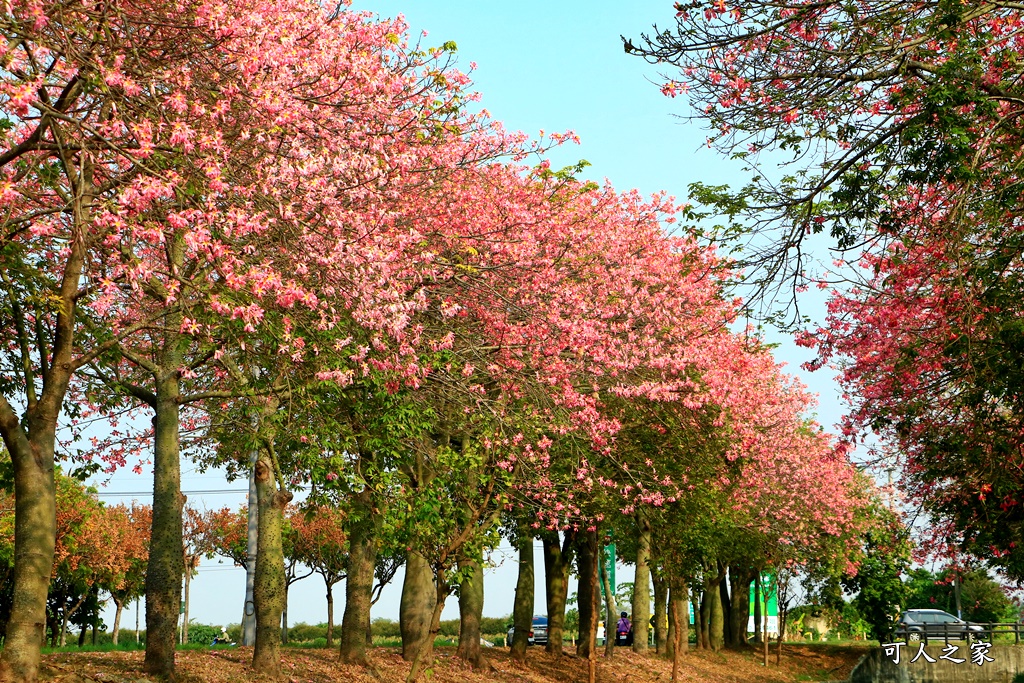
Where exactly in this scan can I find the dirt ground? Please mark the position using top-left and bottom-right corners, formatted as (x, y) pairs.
(40, 642), (870, 683)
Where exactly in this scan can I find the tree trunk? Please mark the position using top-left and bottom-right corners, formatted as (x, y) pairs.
(753, 573), (762, 644)
(573, 530), (599, 683)
(697, 585), (708, 649)
(112, 597), (123, 645)
(324, 581), (334, 649)
(575, 530), (599, 660)
(600, 546), (617, 657)
(0, 411), (59, 682)
(144, 370), (185, 679)
(720, 567), (732, 648)
(729, 566), (753, 648)
(406, 571), (451, 683)
(183, 569), (191, 644)
(251, 452), (292, 676)
(340, 486), (376, 665)
(455, 547), (486, 669)
(510, 531), (534, 663)
(652, 571), (668, 655)
(400, 550), (435, 663)
(0, 183), (88, 682)
(542, 532), (572, 655)
(671, 595), (683, 683)
(709, 574), (725, 652)
(77, 624), (86, 648)
(632, 513), (651, 653)
(242, 455), (258, 646)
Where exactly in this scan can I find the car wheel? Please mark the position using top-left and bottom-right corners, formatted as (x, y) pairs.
(907, 631), (922, 644)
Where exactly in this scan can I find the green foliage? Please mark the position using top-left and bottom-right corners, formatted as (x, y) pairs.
(843, 509), (910, 642)
(904, 567), (1017, 623)
(185, 622), (221, 645)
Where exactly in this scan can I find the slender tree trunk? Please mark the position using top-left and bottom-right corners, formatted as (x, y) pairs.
(652, 571), (668, 655)
(455, 547), (486, 669)
(183, 570), (191, 644)
(340, 486), (377, 665)
(144, 368), (185, 679)
(600, 547), (617, 657)
(251, 451), (292, 677)
(324, 581), (334, 649)
(77, 624), (86, 648)
(510, 531), (534, 663)
(753, 573), (762, 644)
(542, 532), (572, 655)
(632, 513), (651, 653)
(719, 567), (732, 648)
(280, 582), (289, 645)
(671, 596), (683, 683)
(112, 597), (124, 645)
(400, 550), (435, 663)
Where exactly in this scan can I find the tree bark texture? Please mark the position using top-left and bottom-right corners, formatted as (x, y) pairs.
(542, 532), (572, 655)
(400, 550), (436, 663)
(709, 574), (725, 652)
(575, 530), (599, 660)
(339, 485), (377, 664)
(510, 531), (534, 662)
(652, 571), (668, 655)
(632, 513), (651, 653)
(143, 371), (184, 679)
(251, 453), (292, 677)
(729, 566), (754, 648)
(455, 547), (486, 668)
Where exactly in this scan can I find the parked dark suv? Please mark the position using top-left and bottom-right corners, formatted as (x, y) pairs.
(896, 609), (987, 643)
(507, 616), (548, 647)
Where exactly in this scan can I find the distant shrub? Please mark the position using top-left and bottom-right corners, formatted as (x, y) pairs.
(186, 623), (221, 645)
(287, 622), (327, 643)
(371, 618), (401, 638)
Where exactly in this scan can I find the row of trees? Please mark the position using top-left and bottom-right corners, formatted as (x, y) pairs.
(0, 2), (872, 683)
(625, 0), (1024, 584)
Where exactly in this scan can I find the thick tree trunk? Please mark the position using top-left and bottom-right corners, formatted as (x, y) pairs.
(729, 566), (753, 648)
(340, 486), (377, 664)
(573, 530), (599, 683)
(709, 574), (725, 651)
(632, 513), (651, 653)
(112, 598), (124, 645)
(400, 550), (435, 663)
(251, 452), (292, 677)
(510, 531), (534, 663)
(455, 547), (485, 668)
(144, 370), (184, 679)
(0, 181), (87, 683)
(600, 547), (617, 657)
(77, 624), (86, 647)
(652, 571), (668, 655)
(575, 530), (599, 660)
(0, 413), (59, 682)
(406, 573), (450, 683)
(542, 532), (572, 655)
(697, 585), (709, 649)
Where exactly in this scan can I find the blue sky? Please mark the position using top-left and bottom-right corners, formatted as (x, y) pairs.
(93, 0), (848, 631)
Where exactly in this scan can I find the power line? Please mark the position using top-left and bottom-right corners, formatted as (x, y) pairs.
(94, 488), (249, 497)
